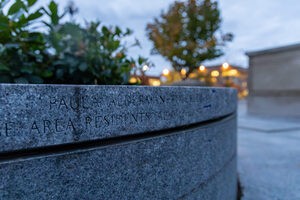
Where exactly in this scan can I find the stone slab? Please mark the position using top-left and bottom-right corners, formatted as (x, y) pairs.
(238, 117), (300, 132)
(238, 101), (300, 199)
(238, 128), (300, 200)
(247, 96), (300, 117)
(0, 114), (237, 200)
(0, 84), (237, 152)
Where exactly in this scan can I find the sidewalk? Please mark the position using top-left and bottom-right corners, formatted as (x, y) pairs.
(237, 100), (300, 200)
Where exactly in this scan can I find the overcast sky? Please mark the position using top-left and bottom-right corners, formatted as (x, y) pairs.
(41, 0), (300, 75)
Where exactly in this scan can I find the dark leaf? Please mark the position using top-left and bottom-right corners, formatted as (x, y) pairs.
(27, 75), (44, 83)
(8, 0), (23, 15)
(115, 26), (121, 36)
(0, 74), (11, 83)
(49, 1), (58, 15)
(14, 77), (29, 84)
(20, 65), (34, 74)
(27, 0), (37, 7)
(0, 63), (9, 71)
(27, 10), (43, 21)
(138, 57), (146, 65)
(0, 15), (9, 29)
(41, 70), (53, 78)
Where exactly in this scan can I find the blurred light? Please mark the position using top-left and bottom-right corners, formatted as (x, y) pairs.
(228, 69), (238, 76)
(222, 69), (239, 77)
(129, 77), (137, 84)
(211, 77), (217, 83)
(242, 90), (249, 97)
(211, 70), (220, 77)
(222, 62), (229, 70)
(189, 73), (197, 78)
(181, 68), (187, 75)
(142, 65), (149, 71)
(162, 69), (170, 76)
(199, 65), (206, 72)
(151, 80), (161, 86)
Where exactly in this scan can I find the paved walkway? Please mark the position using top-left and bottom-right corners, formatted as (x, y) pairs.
(237, 101), (300, 200)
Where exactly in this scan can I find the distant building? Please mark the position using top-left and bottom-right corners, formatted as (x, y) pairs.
(203, 64), (248, 98)
(246, 43), (300, 117)
(161, 63), (248, 98)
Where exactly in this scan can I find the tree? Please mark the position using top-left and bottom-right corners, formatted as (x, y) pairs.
(146, 0), (233, 79)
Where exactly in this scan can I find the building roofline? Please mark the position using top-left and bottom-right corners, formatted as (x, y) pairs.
(246, 43), (300, 57)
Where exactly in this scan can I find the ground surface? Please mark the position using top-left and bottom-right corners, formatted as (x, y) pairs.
(238, 100), (300, 200)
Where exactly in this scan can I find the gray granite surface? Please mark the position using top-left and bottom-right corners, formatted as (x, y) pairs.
(0, 115), (237, 200)
(0, 84), (237, 152)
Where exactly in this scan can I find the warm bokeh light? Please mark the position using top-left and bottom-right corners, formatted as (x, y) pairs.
(242, 90), (249, 97)
(211, 70), (220, 77)
(199, 65), (206, 72)
(162, 68), (170, 76)
(223, 69), (238, 77)
(189, 73), (197, 78)
(181, 68), (187, 75)
(150, 80), (161, 86)
(228, 69), (238, 76)
(129, 77), (137, 84)
(222, 62), (229, 70)
(142, 65), (149, 71)
(211, 77), (217, 83)
(200, 77), (205, 82)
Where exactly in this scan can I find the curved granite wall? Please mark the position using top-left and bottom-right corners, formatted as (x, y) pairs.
(0, 85), (237, 199)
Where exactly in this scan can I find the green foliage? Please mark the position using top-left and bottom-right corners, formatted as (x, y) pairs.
(146, 0), (233, 78)
(0, 0), (148, 84)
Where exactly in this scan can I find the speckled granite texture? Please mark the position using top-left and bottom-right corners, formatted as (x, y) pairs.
(0, 115), (237, 200)
(0, 84), (237, 152)
(0, 85), (237, 199)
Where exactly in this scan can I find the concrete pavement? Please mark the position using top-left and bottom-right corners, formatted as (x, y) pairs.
(237, 100), (300, 200)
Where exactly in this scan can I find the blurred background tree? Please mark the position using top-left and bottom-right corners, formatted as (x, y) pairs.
(0, 0), (149, 84)
(146, 0), (233, 79)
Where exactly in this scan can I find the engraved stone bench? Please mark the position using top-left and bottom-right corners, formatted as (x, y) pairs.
(0, 84), (237, 199)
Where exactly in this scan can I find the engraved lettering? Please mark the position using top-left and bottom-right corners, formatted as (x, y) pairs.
(5, 122), (12, 137)
(85, 116), (92, 129)
(30, 121), (40, 133)
(95, 116), (102, 128)
(82, 97), (89, 109)
(159, 95), (165, 103)
(145, 113), (151, 120)
(131, 113), (138, 122)
(59, 98), (68, 109)
(50, 98), (57, 110)
(43, 120), (52, 133)
(104, 116), (110, 126)
(66, 119), (75, 131)
(70, 98), (79, 110)
(55, 119), (64, 132)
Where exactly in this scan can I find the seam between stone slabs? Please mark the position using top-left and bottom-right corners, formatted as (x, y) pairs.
(0, 112), (236, 164)
(177, 152), (237, 200)
(238, 126), (300, 133)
